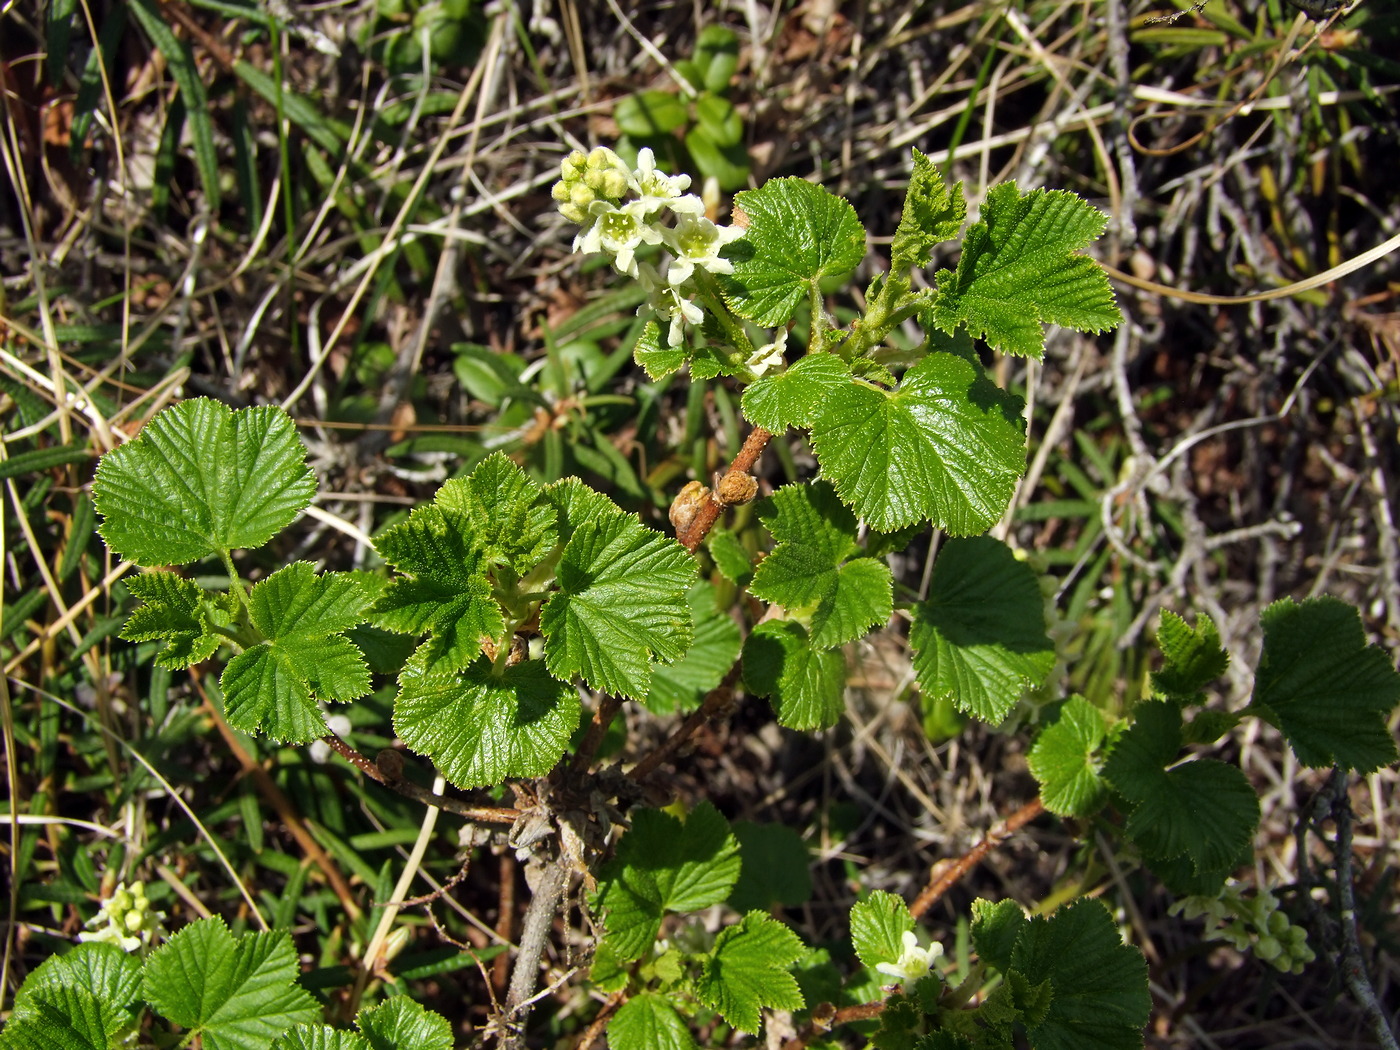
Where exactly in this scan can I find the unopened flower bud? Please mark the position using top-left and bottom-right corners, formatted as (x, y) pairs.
(716, 471), (758, 506)
(669, 480), (711, 533)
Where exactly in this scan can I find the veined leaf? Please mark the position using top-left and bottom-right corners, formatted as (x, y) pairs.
(891, 148), (967, 272)
(809, 352), (1026, 534)
(742, 620), (845, 730)
(850, 890), (915, 971)
(608, 993), (698, 1050)
(93, 399), (316, 566)
(1027, 697), (1108, 817)
(121, 570), (224, 669)
(1249, 596), (1400, 773)
(220, 563), (371, 743)
(740, 352), (852, 434)
(355, 996), (454, 1050)
(694, 912), (805, 1034)
(750, 481), (892, 649)
(910, 537), (1054, 724)
(436, 452), (556, 575)
(1151, 610), (1228, 703)
(643, 582), (742, 715)
(724, 178), (867, 326)
(394, 656), (579, 789)
(930, 182), (1120, 359)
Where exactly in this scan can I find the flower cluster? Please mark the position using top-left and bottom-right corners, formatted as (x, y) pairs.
(1171, 884), (1316, 975)
(78, 880), (166, 953)
(553, 146), (743, 347)
(875, 930), (944, 987)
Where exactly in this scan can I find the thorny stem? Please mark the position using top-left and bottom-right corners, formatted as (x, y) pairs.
(677, 425), (773, 552)
(910, 797), (1044, 920)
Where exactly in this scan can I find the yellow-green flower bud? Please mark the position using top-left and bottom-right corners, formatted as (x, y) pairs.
(551, 180), (572, 203)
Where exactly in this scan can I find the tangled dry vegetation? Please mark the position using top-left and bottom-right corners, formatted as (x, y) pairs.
(1, 0), (1397, 1045)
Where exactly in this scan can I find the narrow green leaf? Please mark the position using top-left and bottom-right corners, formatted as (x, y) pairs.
(724, 178), (867, 326)
(1027, 697), (1108, 817)
(910, 537), (1055, 724)
(1011, 899), (1149, 1050)
(593, 802), (741, 961)
(541, 508), (696, 700)
(142, 917), (319, 1050)
(741, 352), (852, 433)
(809, 352), (1026, 534)
(0, 443), (89, 480)
(1250, 596), (1400, 772)
(742, 620), (845, 730)
(751, 482), (892, 649)
(695, 912), (806, 1034)
(393, 657), (580, 789)
(93, 399), (317, 566)
(234, 60), (349, 155)
(851, 890), (915, 970)
(608, 993), (699, 1050)
(1151, 610), (1228, 703)
(128, 0), (220, 212)
(930, 182), (1120, 359)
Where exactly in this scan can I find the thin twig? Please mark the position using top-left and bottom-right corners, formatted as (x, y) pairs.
(627, 667), (742, 783)
(910, 797), (1044, 920)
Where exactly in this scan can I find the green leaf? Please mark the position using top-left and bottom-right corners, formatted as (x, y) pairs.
(94, 399), (317, 566)
(751, 482), (892, 649)
(1027, 697), (1108, 817)
(1249, 597), (1400, 773)
(729, 821), (812, 912)
(910, 537), (1055, 724)
(705, 528), (753, 585)
(394, 656), (580, 789)
(121, 570), (224, 669)
(930, 182), (1120, 359)
(607, 993), (699, 1050)
(593, 802), (741, 961)
(970, 898), (1026, 975)
(695, 912), (806, 1034)
(633, 321), (688, 379)
(741, 352), (852, 434)
(809, 352), (1026, 533)
(1151, 610), (1228, 703)
(891, 149), (967, 272)
(1010, 899), (1149, 1050)
(694, 24), (740, 93)
(724, 178), (867, 326)
(4, 942), (142, 1050)
(371, 487), (507, 673)
(143, 917), (319, 1050)
(271, 1027), (369, 1050)
(440, 452), (556, 575)
(356, 996), (454, 1050)
(616, 90), (688, 137)
(643, 582), (742, 714)
(742, 620), (846, 730)
(221, 564), (371, 743)
(851, 890), (915, 970)
(541, 507), (696, 700)
(1102, 702), (1258, 875)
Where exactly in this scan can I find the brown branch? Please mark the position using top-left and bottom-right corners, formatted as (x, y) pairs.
(910, 797), (1044, 919)
(502, 861), (569, 1050)
(779, 1001), (886, 1050)
(676, 426), (772, 552)
(627, 666), (741, 783)
(574, 989), (627, 1050)
(569, 695), (622, 778)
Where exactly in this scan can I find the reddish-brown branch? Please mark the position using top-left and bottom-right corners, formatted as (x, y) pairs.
(779, 1001), (887, 1050)
(677, 426), (772, 552)
(627, 666), (741, 782)
(569, 695), (622, 778)
(910, 797), (1044, 919)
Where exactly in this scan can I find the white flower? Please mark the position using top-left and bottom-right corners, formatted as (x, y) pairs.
(664, 214), (744, 286)
(629, 147), (695, 215)
(574, 200), (663, 277)
(746, 329), (789, 377)
(79, 881), (165, 953)
(875, 931), (943, 987)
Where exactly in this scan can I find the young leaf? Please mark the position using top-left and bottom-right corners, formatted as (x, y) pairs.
(607, 993), (699, 1050)
(695, 911), (806, 1033)
(742, 620), (846, 730)
(751, 482), (893, 650)
(929, 182), (1120, 359)
(809, 352), (1026, 533)
(356, 996), (454, 1050)
(1150, 610), (1228, 703)
(970, 898), (1027, 976)
(891, 149), (967, 272)
(142, 917), (319, 1050)
(1009, 899), (1149, 1050)
(724, 178), (867, 326)
(633, 320), (688, 379)
(740, 352), (852, 434)
(851, 890), (915, 970)
(393, 656), (580, 789)
(706, 527), (754, 586)
(592, 802), (741, 961)
(540, 507), (696, 700)
(220, 563), (372, 743)
(1101, 702), (1258, 877)
(1027, 697), (1108, 817)
(371, 491), (506, 673)
(910, 537), (1055, 724)
(643, 582), (742, 714)
(94, 398), (316, 567)
(441, 452), (556, 575)
(120, 570), (225, 669)
(1249, 596), (1400, 773)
